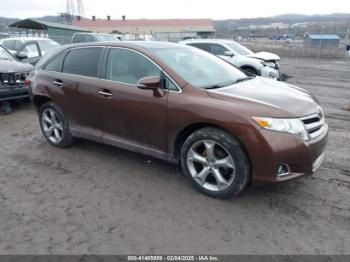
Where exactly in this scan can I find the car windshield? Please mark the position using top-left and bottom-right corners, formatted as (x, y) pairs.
(225, 41), (254, 56)
(37, 39), (60, 53)
(152, 46), (249, 89)
(0, 46), (14, 60)
(96, 34), (117, 41)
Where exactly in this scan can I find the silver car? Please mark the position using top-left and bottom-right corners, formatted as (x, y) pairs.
(0, 37), (60, 65)
(180, 39), (280, 80)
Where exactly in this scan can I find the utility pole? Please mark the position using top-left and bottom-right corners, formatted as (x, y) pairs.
(317, 25), (325, 59)
(76, 0), (85, 17)
(60, 0), (84, 24)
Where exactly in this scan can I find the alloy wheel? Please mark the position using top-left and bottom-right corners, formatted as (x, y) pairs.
(41, 108), (64, 144)
(186, 140), (236, 192)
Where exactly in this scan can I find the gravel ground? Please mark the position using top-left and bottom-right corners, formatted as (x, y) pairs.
(0, 58), (349, 255)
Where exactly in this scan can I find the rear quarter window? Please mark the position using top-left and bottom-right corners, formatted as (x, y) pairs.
(44, 51), (67, 72)
(62, 47), (103, 78)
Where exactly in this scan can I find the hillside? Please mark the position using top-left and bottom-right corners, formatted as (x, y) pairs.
(214, 13), (350, 29)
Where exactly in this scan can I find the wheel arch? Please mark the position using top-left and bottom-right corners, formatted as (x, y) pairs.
(32, 95), (52, 111)
(172, 122), (251, 166)
(240, 65), (261, 76)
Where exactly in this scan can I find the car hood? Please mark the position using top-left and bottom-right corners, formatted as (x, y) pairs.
(248, 51), (280, 61)
(0, 59), (34, 73)
(206, 77), (320, 117)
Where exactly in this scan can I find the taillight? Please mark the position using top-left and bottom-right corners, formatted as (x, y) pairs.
(24, 79), (31, 87)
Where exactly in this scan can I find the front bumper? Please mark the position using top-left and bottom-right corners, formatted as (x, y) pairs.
(0, 84), (29, 101)
(260, 66), (280, 80)
(247, 123), (328, 185)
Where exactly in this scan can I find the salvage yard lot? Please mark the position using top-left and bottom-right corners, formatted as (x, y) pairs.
(0, 57), (349, 254)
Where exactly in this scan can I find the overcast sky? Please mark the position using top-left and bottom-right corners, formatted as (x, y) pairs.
(0, 0), (349, 20)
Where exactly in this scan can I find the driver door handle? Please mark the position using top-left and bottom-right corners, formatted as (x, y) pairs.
(52, 80), (63, 87)
(98, 89), (112, 98)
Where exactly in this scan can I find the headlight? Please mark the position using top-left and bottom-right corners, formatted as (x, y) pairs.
(253, 116), (309, 141)
(261, 61), (276, 68)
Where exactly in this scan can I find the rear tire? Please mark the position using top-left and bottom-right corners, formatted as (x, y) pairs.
(181, 127), (251, 198)
(39, 102), (74, 148)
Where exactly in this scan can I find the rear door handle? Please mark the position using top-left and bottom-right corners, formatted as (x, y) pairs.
(98, 89), (112, 98)
(52, 80), (63, 87)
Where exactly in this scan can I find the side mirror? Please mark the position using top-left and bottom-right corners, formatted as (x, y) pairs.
(224, 51), (234, 57)
(137, 76), (164, 97)
(16, 51), (28, 60)
(137, 76), (161, 90)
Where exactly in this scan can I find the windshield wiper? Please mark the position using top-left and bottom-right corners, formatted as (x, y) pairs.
(205, 85), (225, 90)
(204, 77), (254, 89)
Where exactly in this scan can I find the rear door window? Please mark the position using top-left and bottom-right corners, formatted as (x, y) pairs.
(62, 47), (103, 77)
(44, 52), (67, 72)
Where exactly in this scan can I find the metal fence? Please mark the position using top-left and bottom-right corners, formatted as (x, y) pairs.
(241, 39), (349, 59)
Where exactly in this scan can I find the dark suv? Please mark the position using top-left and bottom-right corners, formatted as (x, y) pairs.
(28, 42), (328, 198)
(0, 45), (33, 102)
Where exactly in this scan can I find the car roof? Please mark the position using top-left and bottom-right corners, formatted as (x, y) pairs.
(38, 41), (191, 68)
(123, 41), (188, 49)
(65, 41), (190, 50)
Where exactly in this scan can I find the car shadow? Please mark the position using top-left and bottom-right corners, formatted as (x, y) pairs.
(70, 137), (303, 201)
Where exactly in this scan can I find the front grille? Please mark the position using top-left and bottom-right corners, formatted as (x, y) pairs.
(0, 72), (29, 85)
(300, 110), (325, 140)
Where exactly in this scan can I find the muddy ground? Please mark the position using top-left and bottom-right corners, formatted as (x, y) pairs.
(0, 58), (349, 255)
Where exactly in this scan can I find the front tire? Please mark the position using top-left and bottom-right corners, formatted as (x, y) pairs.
(39, 102), (74, 148)
(181, 127), (251, 198)
(242, 66), (259, 76)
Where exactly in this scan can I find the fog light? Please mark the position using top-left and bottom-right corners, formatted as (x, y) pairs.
(277, 164), (290, 177)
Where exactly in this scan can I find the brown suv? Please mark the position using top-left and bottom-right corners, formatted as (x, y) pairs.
(28, 42), (328, 198)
